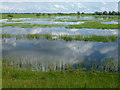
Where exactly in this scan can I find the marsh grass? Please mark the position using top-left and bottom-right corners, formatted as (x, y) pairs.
(7, 20), (23, 22)
(54, 19), (88, 22)
(2, 54), (119, 88)
(1, 21), (118, 29)
(2, 66), (119, 88)
(66, 22), (119, 29)
(2, 34), (118, 42)
(1, 34), (11, 38)
(0, 61), (2, 89)
(2, 57), (118, 73)
(2, 57), (119, 88)
(1, 23), (65, 28)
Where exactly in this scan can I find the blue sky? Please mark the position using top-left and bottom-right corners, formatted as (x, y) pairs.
(0, 1), (118, 13)
(1, 0), (119, 2)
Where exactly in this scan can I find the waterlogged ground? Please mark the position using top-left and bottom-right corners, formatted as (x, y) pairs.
(0, 15), (119, 25)
(1, 14), (119, 88)
(1, 14), (118, 69)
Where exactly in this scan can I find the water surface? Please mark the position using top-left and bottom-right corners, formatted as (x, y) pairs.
(1, 27), (118, 36)
(2, 38), (118, 63)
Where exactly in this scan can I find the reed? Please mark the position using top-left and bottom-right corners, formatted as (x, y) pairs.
(2, 34), (118, 42)
(2, 57), (118, 72)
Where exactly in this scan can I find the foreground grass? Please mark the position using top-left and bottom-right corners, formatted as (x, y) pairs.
(0, 61), (2, 89)
(3, 66), (118, 88)
(66, 22), (119, 29)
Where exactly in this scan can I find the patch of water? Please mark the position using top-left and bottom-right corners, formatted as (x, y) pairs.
(101, 21), (118, 24)
(0, 19), (8, 23)
(1, 27), (118, 36)
(5, 19), (85, 25)
(2, 39), (118, 63)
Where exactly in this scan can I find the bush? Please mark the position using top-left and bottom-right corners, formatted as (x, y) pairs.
(7, 14), (13, 17)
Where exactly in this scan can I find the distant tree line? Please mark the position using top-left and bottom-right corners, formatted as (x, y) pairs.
(93, 11), (120, 15)
(3, 10), (119, 18)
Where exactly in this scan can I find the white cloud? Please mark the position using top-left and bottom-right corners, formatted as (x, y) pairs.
(0, 5), (26, 11)
(0, 5), (13, 10)
(75, 2), (86, 8)
(0, 2), (118, 13)
(100, 46), (117, 54)
(54, 4), (67, 10)
(101, 7), (109, 11)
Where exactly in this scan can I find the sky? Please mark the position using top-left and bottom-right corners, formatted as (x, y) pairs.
(0, 1), (119, 13)
(1, 0), (119, 2)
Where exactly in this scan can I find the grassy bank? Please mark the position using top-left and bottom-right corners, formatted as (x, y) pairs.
(1, 21), (118, 29)
(66, 22), (119, 29)
(2, 56), (119, 88)
(1, 23), (65, 28)
(2, 34), (118, 42)
(3, 66), (119, 88)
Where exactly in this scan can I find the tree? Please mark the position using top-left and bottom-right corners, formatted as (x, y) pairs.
(112, 11), (117, 15)
(7, 14), (13, 17)
(77, 11), (80, 15)
(94, 11), (102, 15)
(81, 12), (85, 14)
(108, 11), (112, 15)
(103, 11), (108, 15)
(118, 12), (120, 15)
(36, 14), (40, 16)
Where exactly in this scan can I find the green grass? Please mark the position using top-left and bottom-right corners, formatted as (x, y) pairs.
(1, 13), (119, 19)
(0, 61), (2, 89)
(1, 34), (11, 38)
(2, 66), (119, 88)
(2, 34), (118, 42)
(1, 23), (65, 28)
(66, 22), (119, 29)
(7, 20), (23, 22)
(1, 13), (119, 29)
(54, 19), (88, 22)
(2, 56), (119, 88)
(1, 21), (118, 29)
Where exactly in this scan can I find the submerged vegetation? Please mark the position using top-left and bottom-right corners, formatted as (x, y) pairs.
(2, 57), (118, 72)
(2, 34), (118, 42)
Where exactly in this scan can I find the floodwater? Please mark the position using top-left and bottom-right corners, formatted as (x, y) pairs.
(101, 21), (118, 24)
(2, 38), (118, 63)
(1, 27), (118, 36)
(1, 16), (118, 65)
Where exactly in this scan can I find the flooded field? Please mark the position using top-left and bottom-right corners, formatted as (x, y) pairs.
(1, 14), (118, 72)
(1, 1), (119, 88)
